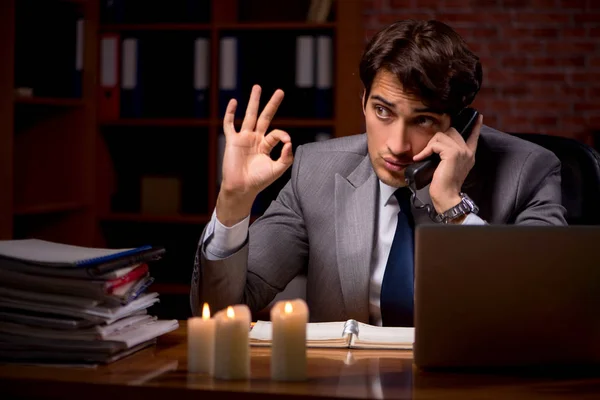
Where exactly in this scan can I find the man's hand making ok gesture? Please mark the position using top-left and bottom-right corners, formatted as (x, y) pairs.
(216, 85), (293, 226)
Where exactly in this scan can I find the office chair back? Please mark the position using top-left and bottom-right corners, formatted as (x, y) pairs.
(511, 133), (600, 225)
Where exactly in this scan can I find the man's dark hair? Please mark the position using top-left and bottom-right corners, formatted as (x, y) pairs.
(359, 19), (482, 116)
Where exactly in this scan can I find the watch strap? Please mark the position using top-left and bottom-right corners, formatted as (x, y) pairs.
(436, 193), (479, 224)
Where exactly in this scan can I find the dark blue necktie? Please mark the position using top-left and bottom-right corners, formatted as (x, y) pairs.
(380, 187), (415, 327)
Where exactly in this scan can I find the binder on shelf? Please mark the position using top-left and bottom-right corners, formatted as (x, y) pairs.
(314, 131), (332, 142)
(295, 35), (316, 118)
(74, 18), (84, 98)
(186, 0), (210, 23)
(101, 0), (124, 24)
(307, 0), (333, 23)
(99, 33), (120, 120)
(219, 36), (241, 118)
(193, 37), (209, 118)
(316, 35), (333, 118)
(121, 37), (142, 118)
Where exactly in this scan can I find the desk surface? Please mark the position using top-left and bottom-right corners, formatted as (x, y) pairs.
(1, 322), (600, 400)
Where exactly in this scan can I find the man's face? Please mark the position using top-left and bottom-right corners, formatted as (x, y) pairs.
(364, 70), (452, 188)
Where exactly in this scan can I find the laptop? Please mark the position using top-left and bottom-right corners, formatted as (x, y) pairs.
(413, 225), (600, 369)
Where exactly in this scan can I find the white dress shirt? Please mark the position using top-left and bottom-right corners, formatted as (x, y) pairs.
(204, 181), (486, 325)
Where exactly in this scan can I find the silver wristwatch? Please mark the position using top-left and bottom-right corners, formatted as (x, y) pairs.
(435, 192), (479, 224)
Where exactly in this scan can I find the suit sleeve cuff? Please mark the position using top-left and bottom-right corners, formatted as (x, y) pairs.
(203, 210), (250, 260)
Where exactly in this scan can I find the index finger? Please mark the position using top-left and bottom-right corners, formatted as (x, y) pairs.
(223, 98), (238, 136)
(445, 113), (483, 150)
(256, 89), (285, 134)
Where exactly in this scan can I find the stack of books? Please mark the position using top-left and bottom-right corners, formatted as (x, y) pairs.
(0, 239), (179, 365)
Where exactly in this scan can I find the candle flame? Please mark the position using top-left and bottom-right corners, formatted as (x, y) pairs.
(226, 306), (235, 319)
(202, 303), (211, 320)
(284, 302), (293, 314)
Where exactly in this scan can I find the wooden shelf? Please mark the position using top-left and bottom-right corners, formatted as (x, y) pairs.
(100, 118), (334, 128)
(101, 23), (211, 32)
(233, 118), (336, 128)
(101, 213), (211, 224)
(14, 96), (84, 107)
(216, 22), (336, 30)
(100, 22), (335, 32)
(13, 201), (85, 216)
(29, 0), (88, 4)
(151, 283), (190, 295)
(100, 118), (211, 127)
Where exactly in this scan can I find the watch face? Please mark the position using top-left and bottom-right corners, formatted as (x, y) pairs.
(461, 194), (479, 214)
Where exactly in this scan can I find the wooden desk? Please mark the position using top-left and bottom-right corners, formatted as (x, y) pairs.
(1, 322), (600, 399)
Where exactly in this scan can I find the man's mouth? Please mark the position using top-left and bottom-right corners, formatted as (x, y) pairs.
(383, 157), (411, 172)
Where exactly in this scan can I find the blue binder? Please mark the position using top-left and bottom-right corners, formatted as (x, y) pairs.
(193, 37), (209, 118)
(120, 36), (143, 118)
(74, 18), (84, 98)
(102, 0), (124, 23)
(315, 35), (333, 118)
(295, 35), (316, 118)
(218, 36), (242, 118)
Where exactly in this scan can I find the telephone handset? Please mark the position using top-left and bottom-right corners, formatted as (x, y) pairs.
(404, 107), (480, 192)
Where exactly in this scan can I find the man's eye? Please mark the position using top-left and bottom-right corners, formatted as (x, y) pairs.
(415, 116), (435, 127)
(375, 105), (390, 119)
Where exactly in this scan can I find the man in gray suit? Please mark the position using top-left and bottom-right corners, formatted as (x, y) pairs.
(191, 20), (566, 326)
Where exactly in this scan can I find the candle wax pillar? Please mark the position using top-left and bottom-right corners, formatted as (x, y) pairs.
(213, 304), (251, 380)
(270, 298), (309, 381)
(187, 303), (215, 374)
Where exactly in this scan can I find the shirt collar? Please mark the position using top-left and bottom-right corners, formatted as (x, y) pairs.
(379, 180), (400, 207)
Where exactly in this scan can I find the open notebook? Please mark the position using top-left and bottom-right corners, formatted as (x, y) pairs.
(249, 319), (414, 350)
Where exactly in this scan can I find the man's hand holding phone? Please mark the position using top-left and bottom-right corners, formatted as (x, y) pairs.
(412, 114), (483, 215)
(216, 85), (294, 227)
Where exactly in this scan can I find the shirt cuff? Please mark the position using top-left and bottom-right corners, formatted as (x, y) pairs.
(204, 210), (250, 260)
(461, 213), (488, 226)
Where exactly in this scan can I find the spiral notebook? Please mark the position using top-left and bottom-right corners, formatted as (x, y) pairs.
(249, 319), (414, 350)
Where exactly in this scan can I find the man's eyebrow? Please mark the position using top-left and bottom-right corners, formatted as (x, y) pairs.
(370, 95), (396, 108)
(370, 95), (444, 115)
(414, 107), (443, 115)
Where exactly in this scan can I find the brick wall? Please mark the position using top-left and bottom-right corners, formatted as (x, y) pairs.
(364, 0), (600, 145)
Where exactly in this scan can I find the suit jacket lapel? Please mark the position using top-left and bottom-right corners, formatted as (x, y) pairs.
(334, 156), (378, 323)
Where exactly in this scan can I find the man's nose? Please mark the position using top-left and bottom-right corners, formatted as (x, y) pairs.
(387, 120), (411, 155)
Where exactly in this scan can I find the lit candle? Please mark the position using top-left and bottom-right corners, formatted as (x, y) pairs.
(187, 303), (215, 374)
(213, 304), (251, 380)
(270, 298), (309, 381)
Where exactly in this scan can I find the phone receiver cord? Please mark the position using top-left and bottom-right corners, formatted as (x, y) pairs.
(408, 188), (445, 223)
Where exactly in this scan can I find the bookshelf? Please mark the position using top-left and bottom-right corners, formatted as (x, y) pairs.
(1, 0), (365, 319)
(97, 0), (364, 319)
(0, 0), (99, 244)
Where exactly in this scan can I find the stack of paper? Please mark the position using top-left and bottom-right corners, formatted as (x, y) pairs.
(0, 239), (179, 365)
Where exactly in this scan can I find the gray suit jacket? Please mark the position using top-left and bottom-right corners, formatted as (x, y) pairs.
(191, 126), (567, 322)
